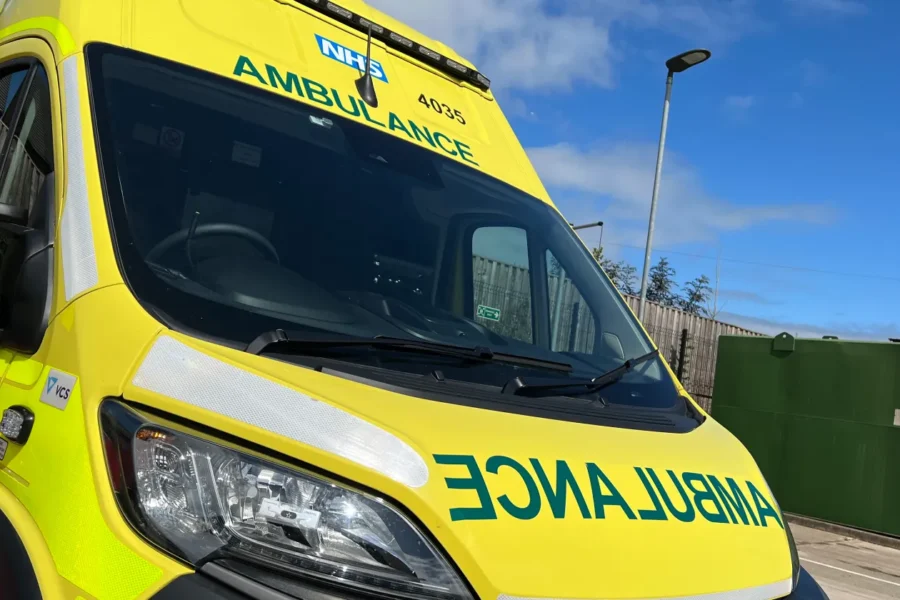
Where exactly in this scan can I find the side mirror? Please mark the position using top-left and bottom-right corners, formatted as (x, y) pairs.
(601, 332), (626, 360)
(0, 173), (55, 354)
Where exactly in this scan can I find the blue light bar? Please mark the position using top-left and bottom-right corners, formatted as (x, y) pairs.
(289, 0), (492, 91)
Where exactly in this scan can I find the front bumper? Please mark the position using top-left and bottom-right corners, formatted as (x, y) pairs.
(151, 564), (831, 600)
(788, 568), (831, 599)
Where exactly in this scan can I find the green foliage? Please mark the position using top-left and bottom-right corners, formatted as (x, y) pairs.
(591, 247), (714, 315)
(647, 256), (678, 306)
(679, 275), (712, 316)
(593, 246), (638, 296)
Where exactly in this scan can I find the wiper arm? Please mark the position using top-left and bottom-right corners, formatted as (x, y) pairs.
(501, 348), (661, 399)
(247, 329), (573, 373)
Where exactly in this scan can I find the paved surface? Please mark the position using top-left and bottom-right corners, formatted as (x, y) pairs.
(793, 523), (900, 600)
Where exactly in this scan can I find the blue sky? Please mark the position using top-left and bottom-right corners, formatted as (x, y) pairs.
(370, 0), (899, 340)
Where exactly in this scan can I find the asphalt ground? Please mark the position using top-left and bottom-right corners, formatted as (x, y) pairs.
(792, 523), (900, 600)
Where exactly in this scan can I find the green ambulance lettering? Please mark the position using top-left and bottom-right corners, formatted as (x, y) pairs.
(233, 56), (479, 167)
(455, 140), (479, 166)
(302, 77), (332, 106)
(388, 112), (413, 138)
(587, 463), (636, 520)
(747, 481), (784, 529)
(434, 455), (782, 527)
(433, 132), (458, 156)
(633, 467), (668, 521)
(234, 55), (267, 85)
(530, 459), (592, 519)
(267, 65), (304, 97)
(682, 472), (730, 524)
(332, 89), (361, 117)
(709, 475), (760, 526)
(646, 468), (696, 523)
(485, 456), (541, 520)
(410, 121), (435, 147)
(434, 454), (496, 521)
(358, 102), (386, 127)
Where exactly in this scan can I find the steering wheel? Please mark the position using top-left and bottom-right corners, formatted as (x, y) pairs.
(145, 223), (280, 265)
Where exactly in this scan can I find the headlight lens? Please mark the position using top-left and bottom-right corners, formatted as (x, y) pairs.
(101, 402), (470, 600)
(762, 478), (799, 591)
(786, 521), (800, 590)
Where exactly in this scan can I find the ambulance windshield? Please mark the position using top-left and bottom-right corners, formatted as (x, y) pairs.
(87, 43), (684, 412)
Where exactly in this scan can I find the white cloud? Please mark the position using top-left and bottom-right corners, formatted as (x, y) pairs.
(367, 0), (761, 92)
(785, 0), (868, 15)
(724, 95), (755, 110)
(790, 58), (828, 87)
(796, 59), (827, 86)
(527, 142), (835, 247)
(368, 0), (614, 91)
(718, 289), (781, 305)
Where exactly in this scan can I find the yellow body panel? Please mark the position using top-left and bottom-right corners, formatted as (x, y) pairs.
(0, 1), (793, 599)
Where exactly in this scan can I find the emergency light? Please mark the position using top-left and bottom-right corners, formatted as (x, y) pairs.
(288, 0), (492, 91)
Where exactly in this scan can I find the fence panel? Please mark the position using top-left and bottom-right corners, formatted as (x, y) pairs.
(621, 295), (763, 406)
(470, 256), (763, 408)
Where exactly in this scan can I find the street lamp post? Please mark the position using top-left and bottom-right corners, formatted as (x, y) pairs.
(637, 49), (711, 322)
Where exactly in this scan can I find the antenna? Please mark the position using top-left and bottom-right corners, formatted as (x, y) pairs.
(356, 23), (379, 108)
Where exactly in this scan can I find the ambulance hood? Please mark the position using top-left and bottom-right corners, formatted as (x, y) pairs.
(124, 333), (795, 600)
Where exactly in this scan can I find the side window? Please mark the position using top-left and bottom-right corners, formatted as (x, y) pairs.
(0, 61), (56, 350)
(547, 250), (599, 355)
(0, 65), (32, 276)
(471, 226), (533, 343)
(0, 65), (53, 215)
(0, 67), (30, 153)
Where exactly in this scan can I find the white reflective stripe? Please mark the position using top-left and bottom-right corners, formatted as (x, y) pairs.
(499, 579), (793, 600)
(132, 336), (429, 488)
(61, 55), (99, 301)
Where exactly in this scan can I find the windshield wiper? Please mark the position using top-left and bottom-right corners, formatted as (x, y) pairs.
(501, 348), (661, 400)
(246, 329), (573, 373)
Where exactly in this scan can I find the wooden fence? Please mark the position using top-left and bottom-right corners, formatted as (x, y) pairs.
(472, 255), (764, 409)
(621, 294), (764, 406)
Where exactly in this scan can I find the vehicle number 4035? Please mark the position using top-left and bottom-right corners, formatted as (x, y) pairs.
(418, 94), (466, 125)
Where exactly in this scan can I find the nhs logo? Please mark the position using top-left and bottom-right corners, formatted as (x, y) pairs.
(316, 34), (389, 83)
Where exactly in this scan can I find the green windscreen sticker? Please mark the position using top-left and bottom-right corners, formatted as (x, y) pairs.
(477, 305), (501, 321)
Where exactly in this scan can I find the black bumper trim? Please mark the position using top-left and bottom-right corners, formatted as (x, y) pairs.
(152, 564), (829, 600)
(786, 568), (831, 599)
(149, 573), (252, 600)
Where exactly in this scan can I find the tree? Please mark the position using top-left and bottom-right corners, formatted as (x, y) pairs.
(592, 245), (638, 296)
(604, 259), (638, 295)
(647, 257), (678, 306)
(679, 275), (712, 315)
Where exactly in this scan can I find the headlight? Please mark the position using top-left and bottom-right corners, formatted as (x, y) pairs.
(786, 520), (800, 590)
(762, 477), (799, 591)
(100, 401), (471, 600)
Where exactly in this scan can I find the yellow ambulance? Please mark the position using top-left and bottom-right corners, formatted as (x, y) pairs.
(0, 1), (828, 599)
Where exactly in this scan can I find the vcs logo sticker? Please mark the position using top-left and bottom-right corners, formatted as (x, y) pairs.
(41, 369), (77, 410)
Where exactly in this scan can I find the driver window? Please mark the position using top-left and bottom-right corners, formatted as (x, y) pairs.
(0, 65), (53, 214)
(471, 226), (533, 343)
(546, 250), (599, 355)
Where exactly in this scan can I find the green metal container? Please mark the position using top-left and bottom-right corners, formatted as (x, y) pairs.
(712, 334), (900, 537)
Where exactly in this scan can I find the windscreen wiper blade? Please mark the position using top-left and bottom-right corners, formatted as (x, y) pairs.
(247, 329), (573, 373)
(501, 349), (661, 398)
